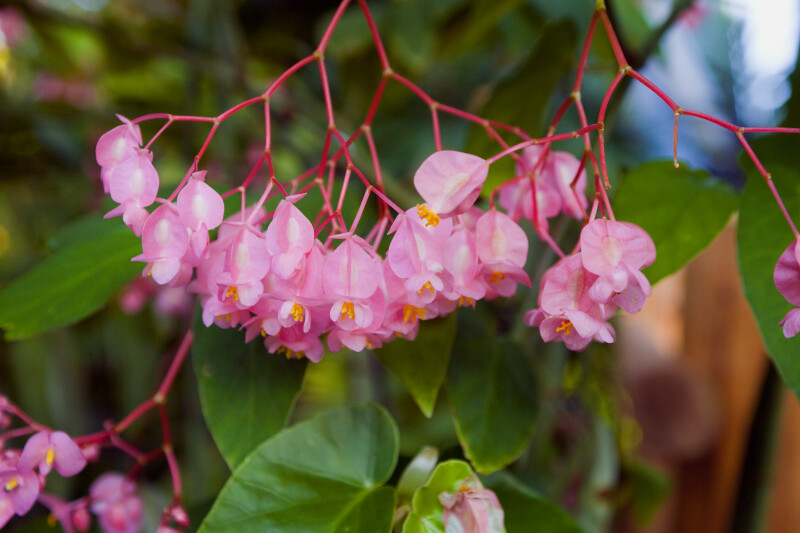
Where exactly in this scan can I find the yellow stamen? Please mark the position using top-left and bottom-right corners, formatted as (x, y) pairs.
(260, 328), (267, 338)
(417, 281), (435, 295)
(5, 477), (18, 492)
(225, 286), (239, 302)
(277, 346), (304, 359)
(403, 304), (426, 323)
(290, 303), (304, 322)
(489, 272), (506, 284)
(340, 301), (355, 321)
(47, 513), (58, 527)
(365, 339), (373, 349)
(556, 320), (573, 336)
(45, 448), (54, 466)
(416, 204), (440, 227)
(457, 296), (475, 307)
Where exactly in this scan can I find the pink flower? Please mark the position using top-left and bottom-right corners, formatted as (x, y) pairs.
(324, 237), (381, 330)
(527, 254), (615, 351)
(774, 240), (800, 337)
(475, 209), (531, 298)
(176, 170), (225, 258)
(265, 198), (315, 280)
(104, 147), (160, 236)
(132, 203), (190, 285)
(96, 117), (143, 194)
(0, 467), (39, 519)
(215, 224), (270, 309)
(18, 430), (86, 477)
(541, 149), (588, 219)
(579, 219), (655, 313)
(413, 151), (489, 219)
(438, 478), (505, 533)
(89, 473), (143, 533)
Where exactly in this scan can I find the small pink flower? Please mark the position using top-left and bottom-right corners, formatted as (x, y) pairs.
(18, 430), (86, 477)
(215, 225), (270, 309)
(414, 151), (489, 219)
(177, 171), (225, 258)
(96, 117), (143, 193)
(774, 240), (800, 337)
(133, 203), (190, 285)
(89, 473), (143, 533)
(475, 209), (531, 298)
(105, 147), (160, 235)
(0, 467), (40, 518)
(323, 237), (381, 329)
(265, 198), (314, 280)
(580, 219), (655, 313)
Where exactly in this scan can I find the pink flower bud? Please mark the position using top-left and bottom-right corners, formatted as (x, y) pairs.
(414, 151), (488, 218)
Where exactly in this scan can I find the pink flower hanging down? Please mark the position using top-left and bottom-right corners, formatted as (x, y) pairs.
(104, 147), (160, 236)
(133, 203), (190, 285)
(265, 197), (315, 280)
(413, 150), (489, 221)
(176, 170), (225, 258)
(774, 239), (800, 337)
(96, 117), (143, 194)
(18, 430), (86, 477)
(579, 219), (655, 313)
(89, 473), (143, 533)
(475, 209), (531, 298)
(526, 253), (615, 351)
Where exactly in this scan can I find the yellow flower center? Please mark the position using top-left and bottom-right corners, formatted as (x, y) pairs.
(556, 320), (573, 336)
(416, 204), (440, 227)
(290, 303), (304, 322)
(46, 448), (55, 466)
(340, 301), (355, 321)
(5, 477), (19, 492)
(489, 272), (506, 284)
(418, 281), (435, 295)
(403, 304), (426, 323)
(225, 286), (239, 302)
(277, 346), (304, 359)
(457, 296), (474, 307)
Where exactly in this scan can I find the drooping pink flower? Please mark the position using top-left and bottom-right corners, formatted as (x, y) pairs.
(541, 149), (589, 219)
(177, 170), (225, 258)
(441, 224), (486, 305)
(0, 467), (39, 519)
(96, 117), (143, 194)
(18, 430), (86, 477)
(132, 203), (190, 285)
(215, 224), (270, 309)
(387, 207), (453, 306)
(527, 253), (615, 351)
(89, 473), (143, 533)
(265, 197), (315, 280)
(475, 209), (531, 298)
(323, 237), (381, 330)
(105, 147), (160, 236)
(774, 240), (800, 337)
(413, 151), (489, 219)
(438, 478), (505, 533)
(579, 218), (655, 313)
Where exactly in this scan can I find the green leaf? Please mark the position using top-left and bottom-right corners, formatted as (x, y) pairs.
(199, 404), (399, 532)
(623, 460), (671, 526)
(192, 312), (307, 470)
(402, 460), (474, 533)
(738, 160), (800, 398)
(483, 471), (584, 533)
(0, 216), (141, 340)
(446, 309), (538, 474)
(613, 161), (739, 283)
(374, 313), (457, 418)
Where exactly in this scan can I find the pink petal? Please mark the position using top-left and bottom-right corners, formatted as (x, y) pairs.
(177, 172), (225, 231)
(108, 148), (159, 208)
(50, 431), (87, 477)
(17, 431), (49, 474)
(476, 209), (528, 267)
(781, 308), (800, 338)
(413, 151), (488, 217)
(775, 241), (800, 306)
(580, 219), (655, 275)
(323, 238), (379, 299)
(96, 122), (142, 168)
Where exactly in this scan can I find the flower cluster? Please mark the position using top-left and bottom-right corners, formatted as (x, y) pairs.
(0, 425), (146, 533)
(99, 133), (558, 360)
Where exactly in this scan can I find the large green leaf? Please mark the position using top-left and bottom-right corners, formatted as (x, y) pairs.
(613, 161), (739, 283)
(446, 309), (538, 474)
(199, 404), (399, 532)
(192, 313), (307, 470)
(0, 216), (141, 340)
(738, 161), (800, 398)
(483, 471), (584, 533)
(374, 313), (457, 418)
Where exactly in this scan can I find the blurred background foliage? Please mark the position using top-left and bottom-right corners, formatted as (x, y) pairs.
(0, 0), (794, 531)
